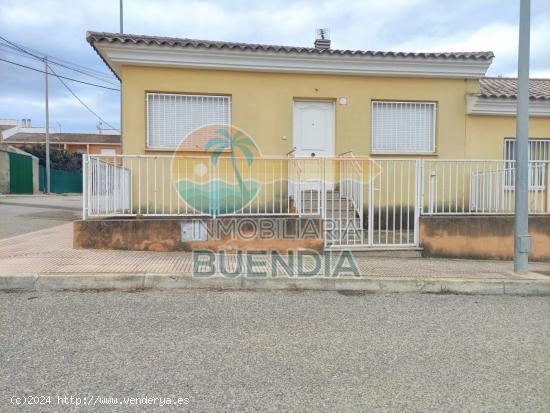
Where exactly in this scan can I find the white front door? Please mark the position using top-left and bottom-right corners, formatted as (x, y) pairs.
(293, 101), (334, 157)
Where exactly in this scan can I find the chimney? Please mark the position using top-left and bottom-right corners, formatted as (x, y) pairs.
(314, 28), (331, 50)
(26, 119), (31, 127)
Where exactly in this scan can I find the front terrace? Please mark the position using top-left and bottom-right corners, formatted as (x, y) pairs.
(80, 153), (550, 255)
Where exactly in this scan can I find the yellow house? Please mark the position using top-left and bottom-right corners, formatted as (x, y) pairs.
(88, 31), (549, 161)
(82, 30), (550, 254)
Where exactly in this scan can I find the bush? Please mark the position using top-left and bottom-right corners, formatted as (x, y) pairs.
(24, 144), (82, 171)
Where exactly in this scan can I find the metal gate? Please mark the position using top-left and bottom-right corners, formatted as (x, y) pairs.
(366, 159), (420, 248)
(324, 158), (420, 249)
(9, 152), (33, 194)
(287, 158), (420, 249)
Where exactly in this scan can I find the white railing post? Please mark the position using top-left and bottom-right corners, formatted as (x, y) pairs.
(367, 159), (374, 246)
(428, 169), (435, 215)
(82, 154), (88, 220)
(414, 159), (423, 246)
(320, 157), (325, 218)
(77, 156), (550, 222)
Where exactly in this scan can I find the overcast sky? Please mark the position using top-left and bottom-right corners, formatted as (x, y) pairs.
(1, 0), (549, 132)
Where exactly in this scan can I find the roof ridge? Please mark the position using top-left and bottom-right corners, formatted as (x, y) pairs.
(479, 77), (550, 101)
(482, 77), (550, 81)
(86, 31), (495, 60)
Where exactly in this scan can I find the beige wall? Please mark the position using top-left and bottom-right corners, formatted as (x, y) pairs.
(0, 150), (9, 193)
(64, 143), (121, 155)
(87, 144), (121, 155)
(465, 115), (550, 160)
(121, 65), (491, 158)
(31, 156), (39, 194)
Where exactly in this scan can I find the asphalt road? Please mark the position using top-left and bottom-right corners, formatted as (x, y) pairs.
(0, 290), (548, 412)
(0, 195), (81, 239)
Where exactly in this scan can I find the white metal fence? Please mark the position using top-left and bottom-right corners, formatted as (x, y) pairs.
(83, 155), (550, 247)
(423, 160), (549, 214)
(84, 157), (131, 218)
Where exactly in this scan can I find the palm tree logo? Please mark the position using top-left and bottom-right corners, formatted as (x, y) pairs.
(172, 125), (261, 215)
(205, 128), (257, 194)
(203, 127), (260, 214)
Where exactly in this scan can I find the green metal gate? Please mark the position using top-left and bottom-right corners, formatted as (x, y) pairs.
(9, 152), (33, 194)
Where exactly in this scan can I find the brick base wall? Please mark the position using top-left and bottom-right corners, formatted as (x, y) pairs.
(420, 215), (550, 261)
(74, 216), (324, 253)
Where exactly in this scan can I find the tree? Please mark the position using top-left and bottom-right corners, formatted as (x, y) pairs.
(24, 144), (82, 171)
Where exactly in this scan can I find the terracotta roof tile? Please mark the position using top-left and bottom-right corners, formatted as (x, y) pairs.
(479, 77), (550, 100)
(87, 31), (494, 61)
(0, 125), (16, 133)
(4, 133), (120, 145)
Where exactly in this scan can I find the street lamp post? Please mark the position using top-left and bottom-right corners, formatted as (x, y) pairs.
(514, 0), (531, 273)
(120, 0), (124, 34)
(44, 56), (50, 194)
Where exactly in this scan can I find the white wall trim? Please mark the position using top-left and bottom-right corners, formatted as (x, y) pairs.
(95, 43), (492, 79)
(5, 141), (120, 146)
(467, 95), (550, 117)
(1, 126), (55, 141)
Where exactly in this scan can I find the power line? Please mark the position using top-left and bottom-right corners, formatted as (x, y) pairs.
(0, 57), (120, 91)
(0, 36), (29, 56)
(45, 59), (118, 86)
(47, 62), (118, 130)
(1, 36), (119, 131)
(0, 37), (118, 86)
(0, 35), (114, 78)
(0, 43), (37, 60)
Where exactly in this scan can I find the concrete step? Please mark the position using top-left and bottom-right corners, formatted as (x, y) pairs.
(325, 199), (355, 208)
(300, 190), (341, 200)
(326, 247), (424, 258)
(325, 211), (358, 218)
(302, 203), (356, 212)
(325, 221), (362, 228)
(302, 198), (355, 207)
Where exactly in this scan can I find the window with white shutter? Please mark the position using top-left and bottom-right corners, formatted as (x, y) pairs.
(504, 138), (550, 188)
(146, 93), (231, 149)
(371, 101), (436, 154)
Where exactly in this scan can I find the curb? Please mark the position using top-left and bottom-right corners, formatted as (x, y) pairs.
(1, 273), (549, 296)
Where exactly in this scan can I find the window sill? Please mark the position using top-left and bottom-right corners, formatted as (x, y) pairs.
(370, 152), (438, 157)
(144, 147), (229, 153)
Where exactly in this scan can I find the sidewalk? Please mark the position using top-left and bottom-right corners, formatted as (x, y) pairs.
(0, 223), (549, 295)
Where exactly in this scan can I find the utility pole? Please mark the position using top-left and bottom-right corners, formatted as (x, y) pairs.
(120, 0), (124, 33)
(119, 0), (124, 151)
(44, 56), (51, 194)
(514, 0), (531, 273)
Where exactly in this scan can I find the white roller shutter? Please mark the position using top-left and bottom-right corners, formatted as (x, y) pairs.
(372, 101), (436, 153)
(147, 93), (231, 149)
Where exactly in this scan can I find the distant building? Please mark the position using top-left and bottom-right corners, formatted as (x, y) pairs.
(0, 119), (121, 156)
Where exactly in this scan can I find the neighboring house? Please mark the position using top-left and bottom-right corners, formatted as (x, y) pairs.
(4, 132), (121, 156)
(0, 120), (120, 194)
(0, 120), (121, 156)
(81, 30), (550, 259)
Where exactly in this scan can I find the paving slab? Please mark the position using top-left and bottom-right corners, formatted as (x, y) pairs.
(0, 223), (549, 295)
